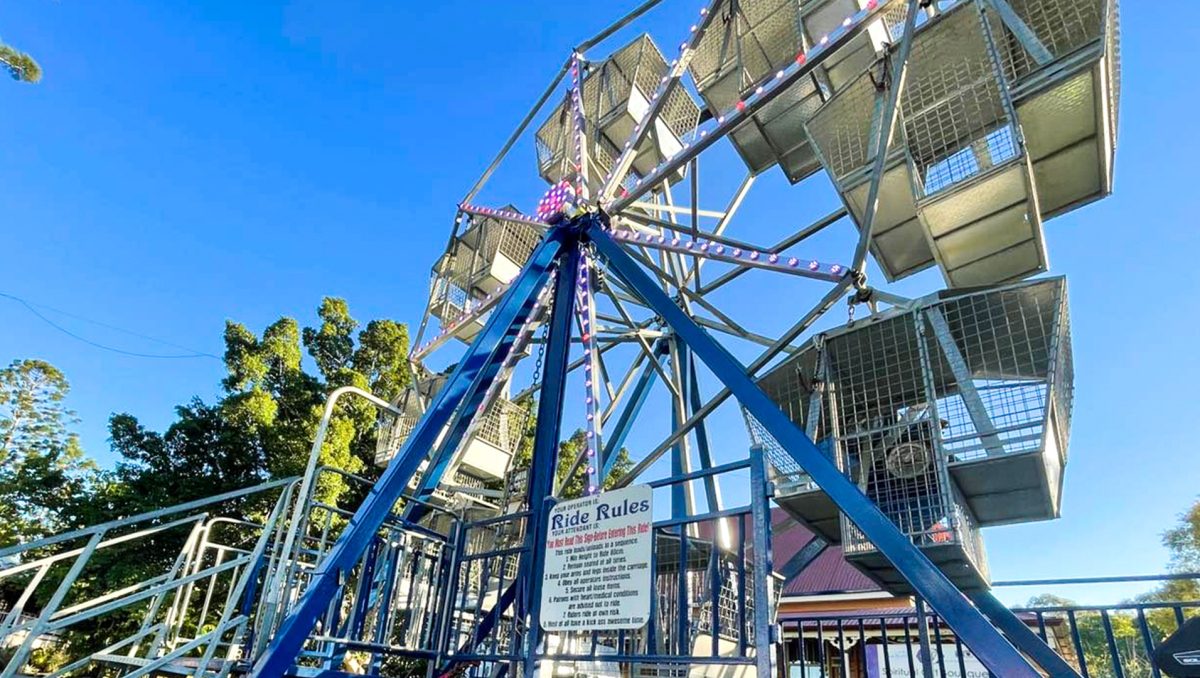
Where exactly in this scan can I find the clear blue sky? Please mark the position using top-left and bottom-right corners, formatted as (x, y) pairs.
(1, 1), (1196, 606)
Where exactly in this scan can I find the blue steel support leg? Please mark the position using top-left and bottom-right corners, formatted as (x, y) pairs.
(969, 590), (1082, 677)
(519, 233), (582, 678)
(252, 230), (566, 678)
(587, 223), (1040, 678)
(600, 341), (663, 478)
(688, 356), (724, 523)
(670, 340), (690, 525)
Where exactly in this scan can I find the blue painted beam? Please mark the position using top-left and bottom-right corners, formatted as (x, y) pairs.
(600, 341), (663, 478)
(587, 223), (1040, 678)
(688, 355), (722, 516)
(969, 590), (1082, 677)
(670, 341), (689, 523)
(251, 230), (566, 678)
(518, 230), (581, 677)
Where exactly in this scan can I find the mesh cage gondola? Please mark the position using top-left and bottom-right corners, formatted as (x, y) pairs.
(428, 207), (541, 343)
(687, 0), (911, 184)
(806, 1), (1044, 288)
(535, 34), (701, 191)
(751, 276), (1072, 594)
(802, 0), (1118, 287)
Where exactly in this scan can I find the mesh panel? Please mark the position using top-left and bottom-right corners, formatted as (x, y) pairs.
(805, 70), (883, 183)
(473, 397), (528, 454)
(1010, 0), (1105, 58)
(1049, 286), (1074, 458)
(825, 312), (963, 554)
(990, 0), (1107, 82)
(751, 278), (1071, 571)
(925, 280), (1065, 462)
(689, 0), (801, 108)
(375, 411), (419, 466)
(901, 5), (1015, 197)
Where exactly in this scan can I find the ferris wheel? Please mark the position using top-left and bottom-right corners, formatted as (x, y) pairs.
(400, 0), (1113, 579)
(254, 0), (1119, 675)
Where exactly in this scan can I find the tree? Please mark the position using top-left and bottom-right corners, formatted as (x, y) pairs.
(554, 429), (634, 500)
(94, 297), (414, 521)
(1025, 594), (1153, 678)
(0, 359), (94, 544)
(1162, 499), (1200, 577)
(0, 42), (41, 83)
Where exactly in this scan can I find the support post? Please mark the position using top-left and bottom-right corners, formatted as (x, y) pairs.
(851, 0), (921, 274)
(925, 307), (1005, 458)
(601, 343), (663, 477)
(589, 223), (1039, 677)
(520, 231), (583, 678)
(915, 598), (937, 678)
(749, 448), (775, 678)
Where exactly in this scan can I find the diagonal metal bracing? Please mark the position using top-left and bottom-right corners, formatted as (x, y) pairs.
(518, 240), (580, 677)
(588, 223), (1041, 677)
(981, 0), (1054, 65)
(698, 208), (849, 296)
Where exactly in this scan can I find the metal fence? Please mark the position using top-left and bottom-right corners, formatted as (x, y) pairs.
(779, 576), (1200, 678)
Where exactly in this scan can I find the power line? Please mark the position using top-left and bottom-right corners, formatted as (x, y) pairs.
(0, 292), (222, 361)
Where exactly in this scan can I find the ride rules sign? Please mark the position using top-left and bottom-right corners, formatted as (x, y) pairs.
(540, 484), (653, 631)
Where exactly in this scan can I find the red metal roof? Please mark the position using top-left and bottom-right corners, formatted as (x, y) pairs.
(771, 508), (882, 597)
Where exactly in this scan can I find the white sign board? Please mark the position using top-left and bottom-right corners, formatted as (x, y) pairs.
(540, 484), (653, 631)
(867, 643), (989, 678)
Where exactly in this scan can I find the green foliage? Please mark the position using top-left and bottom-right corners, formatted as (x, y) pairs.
(0, 43), (41, 83)
(0, 359), (95, 544)
(1025, 595), (1156, 678)
(1162, 499), (1200, 575)
(100, 297), (413, 520)
(31, 298), (415, 665)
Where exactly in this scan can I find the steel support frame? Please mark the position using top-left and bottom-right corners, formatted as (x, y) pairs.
(588, 222), (1041, 677)
(253, 215), (1055, 677)
(851, 0), (922, 274)
(519, 233), (581, 677)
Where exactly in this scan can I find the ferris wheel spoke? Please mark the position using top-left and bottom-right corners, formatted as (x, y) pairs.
(687, 172), (755, 287)
(462, 56), (573, 205)
(611, 228), (849, 283)
(697, 208), (850, 296)
(602, 286), (678, 397)
(607, 0), (906, 215)
(457, 203), (549, 232)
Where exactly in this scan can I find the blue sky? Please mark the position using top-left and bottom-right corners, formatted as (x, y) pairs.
(1, 1), (1196, 606)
